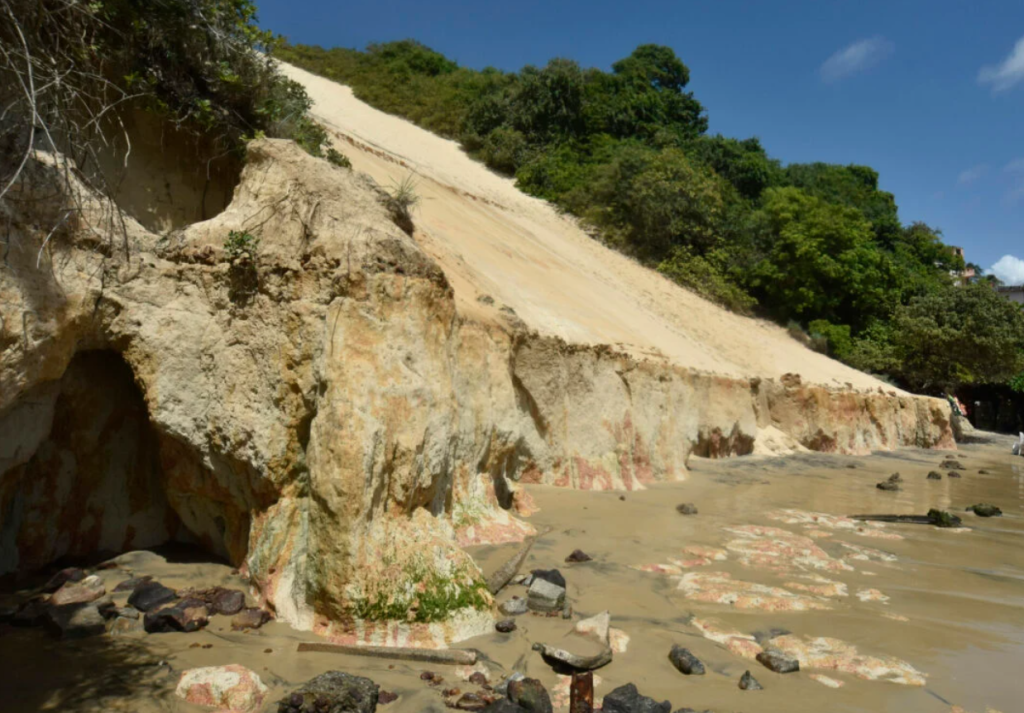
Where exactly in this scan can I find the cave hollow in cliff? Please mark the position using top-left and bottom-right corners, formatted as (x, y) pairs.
(0, 350), (198, 575)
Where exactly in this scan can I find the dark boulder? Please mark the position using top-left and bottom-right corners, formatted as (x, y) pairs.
(143, 600), (209, 633)
(668, 646), (705, 675)
(738, 670), (763, 690)
(876, 473), (902, 491)
(926, 471), (942, 480)
(756, 650), (799, 673)
(967, 503), (1002, 517)
(601, 683), (671, 713)
(113, 575), (153, 592)
(675, 503), (698, 515)
(507, 678), (552, 713)
(947, 470), (962, 478)
(276, 671), (379, 713)
(127, 581), (177, 612)
(529, 569), (566, 589)
(210, 588), (246, 615)
(495, 618), (517, 633)
(481, 702), (526, 713)
(564, 550), (592, 563)
(927, 509), (962, 528)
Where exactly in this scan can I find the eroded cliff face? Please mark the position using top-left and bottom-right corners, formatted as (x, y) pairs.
(0, 139), (953, 645)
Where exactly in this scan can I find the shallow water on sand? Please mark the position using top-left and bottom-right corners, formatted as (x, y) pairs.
(1, 437), (1021, 713)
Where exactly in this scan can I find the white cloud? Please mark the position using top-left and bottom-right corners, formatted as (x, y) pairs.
(820, 37), (895, 83)
(990, 255), (1024, 285)
(957, 164), (989, 185)
(1005, 157), (1024, 173)
(978, 35), (1024, 92)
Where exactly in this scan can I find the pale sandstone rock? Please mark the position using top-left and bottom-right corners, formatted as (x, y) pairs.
(175, 665), (267, 713)
(50, 576), (105, 606)
(574, 610), (611, 644)
(0, 138), (954, 643)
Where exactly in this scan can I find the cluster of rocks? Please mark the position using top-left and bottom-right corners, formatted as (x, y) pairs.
(1, 565), (269, 641)
(413, 668), (552, 712)
(668, 642), (796, 692)
(499, 568), (571, 627)
(497, 558), (622, 684)
(940, 456), (965, 478)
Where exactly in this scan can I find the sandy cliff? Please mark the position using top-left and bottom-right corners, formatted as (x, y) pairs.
(0, 70), (953, 644)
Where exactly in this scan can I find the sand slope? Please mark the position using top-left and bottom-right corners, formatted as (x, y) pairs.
(281, 62), (895, 392)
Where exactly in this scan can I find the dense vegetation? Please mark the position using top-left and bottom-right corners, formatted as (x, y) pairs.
(0, 0), (344, 210)
(279, 39), (1024, 396)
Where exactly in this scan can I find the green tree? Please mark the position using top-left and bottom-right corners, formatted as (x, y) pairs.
(690, 135), (782, 200)
(602, 45), (708, 140)
(783, 163), (900, 245)
(589, 146), (724, 259)
(745, 187), (893, 328)
(892, 283), (1024, 392)
(658, 247), (756, 313)
(505, 59), (588, 142)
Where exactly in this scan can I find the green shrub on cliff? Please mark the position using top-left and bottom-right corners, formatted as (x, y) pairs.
(0, 0), (332, 205)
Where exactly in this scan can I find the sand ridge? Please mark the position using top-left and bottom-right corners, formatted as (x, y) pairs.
(279, 62), (898, 392)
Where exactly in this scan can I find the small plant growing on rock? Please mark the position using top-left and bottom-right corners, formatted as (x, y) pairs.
(224, 230), (260, 303)
(386, 174), (420, 236)
(224, 230), (260, 261)
(326, 147), (352, 168)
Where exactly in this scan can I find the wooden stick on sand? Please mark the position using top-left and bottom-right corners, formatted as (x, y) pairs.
(297, 642), (478, 666)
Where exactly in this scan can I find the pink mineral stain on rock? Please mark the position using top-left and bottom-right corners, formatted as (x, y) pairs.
(678, 572), (832, 611)
(856, 588), (890, 603)
(785, 575), (849, 598)
(725, 525), (854, 574)
(809, 673), (845, 688)
(770, 634), (926, 686)
(768, 509), (904, 541)
(632, 563), (684, 576)
(175, 665), (268, 713)
(688, 617), (763, 660)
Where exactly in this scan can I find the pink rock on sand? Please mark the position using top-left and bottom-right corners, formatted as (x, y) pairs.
(175, 665), (268, 713)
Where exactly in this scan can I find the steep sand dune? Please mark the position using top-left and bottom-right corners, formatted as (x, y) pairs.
(281, 62), (895, 392)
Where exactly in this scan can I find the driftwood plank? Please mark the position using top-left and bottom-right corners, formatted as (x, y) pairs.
(297, 642), (477, 665)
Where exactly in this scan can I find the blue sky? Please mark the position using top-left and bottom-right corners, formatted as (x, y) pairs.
(259, 0), (1024, 282)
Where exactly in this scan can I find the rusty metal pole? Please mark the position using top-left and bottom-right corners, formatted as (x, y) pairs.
(569, 671), (594, 713)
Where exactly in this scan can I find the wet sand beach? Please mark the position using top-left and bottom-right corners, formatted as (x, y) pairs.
(2, 436), (1021, 713)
